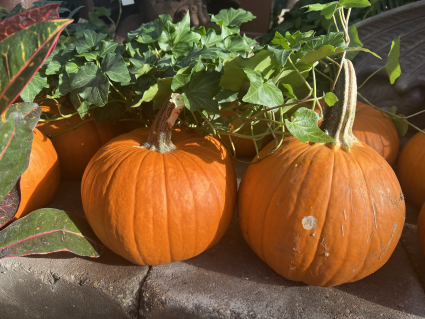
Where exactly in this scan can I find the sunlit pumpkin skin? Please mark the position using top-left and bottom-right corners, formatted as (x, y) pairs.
(238, 60), (405, 287)
(220, 109), (273, 158)
(81, 127), (237, 265)
(397, 129), (425, 208)
(239, 138), (405, 286)
(352, 102), (399, 165)
(37, 104), (125, 179)
(14, 129), (61, 219)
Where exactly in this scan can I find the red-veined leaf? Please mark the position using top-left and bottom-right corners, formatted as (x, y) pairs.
(1, 102), (41, 130)
(0, 208), (105, 258)
(0, 3), (60, 41)
(0, 15), (72, 115)
(0, 112), (33, 203)
(0, 180), (20, 228)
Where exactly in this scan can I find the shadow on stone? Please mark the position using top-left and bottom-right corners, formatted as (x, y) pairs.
(163, 213), (425, 318)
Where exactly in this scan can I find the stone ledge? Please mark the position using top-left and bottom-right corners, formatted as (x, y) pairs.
(0, 179), (149, 319)
(401, 222), (425, 291)
(140, 214), (425, 319)
(2, 161), (425, 319)
(0, 249), (149, 319)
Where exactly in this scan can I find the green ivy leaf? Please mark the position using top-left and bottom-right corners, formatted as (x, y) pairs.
(217, 89), (239, 106)
(125, 41), (149, 58)
(98, 40), (119, 58)
(324, 92), (338, 106)
(299, 45), (345, 64)
(219, 35), (251, 55)
(77, 51), (98, 61)
(242, 69), (284, 108)
(128, 14), (172, 43)
(65, 61), (82, 83)
(71, 64), (109, 107)
(211, 8), (256, 27)
(73, 30), (107, 54)
(338, 0), (371, 9)
(221, 25), (240, 38)
(219, 50), (279, 91)
(139, 78), (172, 109)
(268, 45), (293, 66)
(285, 107), (335, 143)
(176, 45), (223, 68)
(171, 67), (191, 91)
(101, 53), (131, 83)
(303, 2), (339, 19)
(20, 73), (49, 102)
(281, 83), (297, 99)
(285, 30), (315, 46)
(53, 72), (72, 98)
(389, 106), (408, 137)
(158, 14), (201, 57)
(181, 67), (222, 114)
(201, 28), (222, 47)
(300, 32), (345, 56)
(385, 36), (401, 85)
(275, 62), (312, 87)
(271, 32), (290, 49)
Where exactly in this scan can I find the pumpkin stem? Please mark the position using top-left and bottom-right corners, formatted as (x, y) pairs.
(143, 93), (185, 153)
(321, 59), (358, 151)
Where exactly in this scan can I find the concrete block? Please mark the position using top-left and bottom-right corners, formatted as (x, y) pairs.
(140, 216), (425, 319)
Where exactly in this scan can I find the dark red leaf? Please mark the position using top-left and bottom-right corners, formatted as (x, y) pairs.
(0, 3), (61, 42)
(0, 180), (20, 228)
(0, 208), (105, 258)
(0, 17), (73, 114)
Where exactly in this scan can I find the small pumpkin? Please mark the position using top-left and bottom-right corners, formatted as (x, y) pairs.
(352, 102), (399, 165)
(317, 100), (399, 165)
(14, 129), (61, 220)
(81, 94), (237, 265)
(36, 99), (125, 179)
(238, 60), (405, 287)
(397, 129), (425, 208)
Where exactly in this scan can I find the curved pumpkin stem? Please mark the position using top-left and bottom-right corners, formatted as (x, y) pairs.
(321, 59), (358, 151)
(143, 93), (185, 153)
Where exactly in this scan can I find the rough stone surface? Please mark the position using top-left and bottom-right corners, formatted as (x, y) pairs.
(139, 161), (425, 319)
(0, 180), (149, 319)
(2, 162), (425, 319)
(140, 214), (425, 319)
(401, 222), (425, 293)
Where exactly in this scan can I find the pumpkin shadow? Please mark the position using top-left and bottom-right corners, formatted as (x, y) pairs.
(183, 212), (425, 317)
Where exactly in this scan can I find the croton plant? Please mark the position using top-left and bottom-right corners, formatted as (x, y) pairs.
(0, 0), (412, 279)
(0, 4), (103, 259)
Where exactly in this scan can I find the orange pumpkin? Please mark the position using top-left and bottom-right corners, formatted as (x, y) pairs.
(397, 129), (425, 208)
(317, 100), (399, 165)
(352, 102), (399, 165)
(14, 129), (61, 219)
(81, 95), (237, 265)
(36, 100), (125, 179)
(238, 60), (405, 287)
